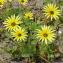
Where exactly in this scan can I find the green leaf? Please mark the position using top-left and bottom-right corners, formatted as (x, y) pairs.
(21, 44), (36, 57)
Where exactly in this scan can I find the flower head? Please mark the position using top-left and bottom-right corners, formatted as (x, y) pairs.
(24, 12), (33, 20)
(11, 27), (28, 41)
(3, 15), (22, 31)
(36, 26), (56, 44)
(18, 0), (28, 5)
(0, 0), (5, 7)
(43, 3), (61, 20)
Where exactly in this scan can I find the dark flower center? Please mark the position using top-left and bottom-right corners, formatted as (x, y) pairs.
(11, 22), (16, 26)
(28, 16), (30, 18)
(18, 33), (21, 37)
(0, 2), (2, 5)
(43, 33), (48, 37)
(50, 11), (54, 14)
(21, 0), (24, 2)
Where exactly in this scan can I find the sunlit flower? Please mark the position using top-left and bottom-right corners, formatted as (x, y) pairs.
(43, 3), (61, 20)
(36, 26), (56, 44)
(24, 12), (33, 20)
(0, 0), (5, 7)
(11, 27), (28, 41)
(18, 0), (28, 5)
(3, 15), (22, 31)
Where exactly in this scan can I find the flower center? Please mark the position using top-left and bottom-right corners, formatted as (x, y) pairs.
(0, 2), (2, 5)
(18, 33), (22, 37)
(43, 33), (48, 37)
(50, 11), (54, 15)
(21, 0), (24, 2)
(27, 16), (30, 18)
(11, 22), (16, 26)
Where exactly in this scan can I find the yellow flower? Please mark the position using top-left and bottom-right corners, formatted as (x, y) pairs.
(36, 26), (56, 44)
(11, 27), (28, 41)
(18, 0), (28, 5)
(3, 15), (22, 31)
(24, 12), (33, 20)
(0, 0), (5, 7)
(43, 3), (61, 20)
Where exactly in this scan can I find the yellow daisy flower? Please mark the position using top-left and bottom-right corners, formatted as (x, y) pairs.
(36, 26), (56, 44)
(24, 12), (33, 20)
(0, 0), (5, 7)
(43, 3), (61, 20)
(3, 15), (22, 31)
(11, 27), (28, 41)
(18, 0), (28, 5)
